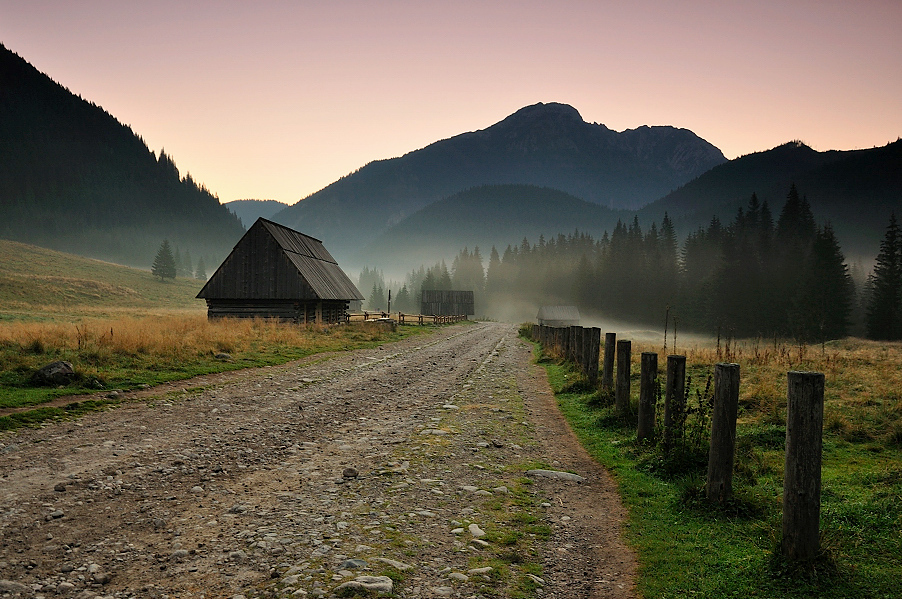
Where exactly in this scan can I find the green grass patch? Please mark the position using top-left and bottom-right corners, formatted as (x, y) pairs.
(532, 344), (901, 599)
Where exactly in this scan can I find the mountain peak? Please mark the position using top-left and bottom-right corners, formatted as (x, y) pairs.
(498, 102), (585, 127)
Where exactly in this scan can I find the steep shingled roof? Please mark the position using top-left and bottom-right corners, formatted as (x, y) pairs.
(197, 218), (364, 301)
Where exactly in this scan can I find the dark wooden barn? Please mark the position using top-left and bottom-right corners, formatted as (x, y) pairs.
(421, 290), (475, 316)
(537, 305), (580, 327)
(196, 218), (364, 323)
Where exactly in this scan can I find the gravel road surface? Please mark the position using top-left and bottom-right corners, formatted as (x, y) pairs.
(0, 322), (636, 599)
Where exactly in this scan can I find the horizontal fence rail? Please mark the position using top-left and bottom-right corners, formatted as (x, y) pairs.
(347, 312), (468, 325)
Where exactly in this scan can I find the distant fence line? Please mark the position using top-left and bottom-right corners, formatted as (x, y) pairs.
(347, 312), (467, 325)
(527, 323), (825, 563)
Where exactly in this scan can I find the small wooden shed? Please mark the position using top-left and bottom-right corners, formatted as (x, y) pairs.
(537, 305), (580, 327)
(197, 218), (364, 323)
(421, 290), (475, 316)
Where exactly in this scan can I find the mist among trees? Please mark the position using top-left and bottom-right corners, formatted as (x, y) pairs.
(365, 185), (899, 342)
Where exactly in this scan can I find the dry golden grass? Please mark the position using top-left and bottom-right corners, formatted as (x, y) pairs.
(626, 336), (902, 444)
(1, 315), (422, 412)
(0, 313), (394, 360)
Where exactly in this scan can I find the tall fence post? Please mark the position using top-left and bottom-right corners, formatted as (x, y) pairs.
(782, 371), (825, 562)
(615, 340), (632, 416)
(603, 332), (616, 390)
(663, 355), (687, 450)
(587, 327), (601, 386)
(706, 363), (740, 502)
(637, 352), (658, 442)
(568, 326), (579, 365)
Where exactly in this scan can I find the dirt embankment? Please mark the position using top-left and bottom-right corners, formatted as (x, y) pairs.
(0, 322), (636, 598)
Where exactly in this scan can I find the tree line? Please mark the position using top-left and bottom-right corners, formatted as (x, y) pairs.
(360, 184), (901, 341)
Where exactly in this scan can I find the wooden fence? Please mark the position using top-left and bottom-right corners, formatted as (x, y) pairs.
(347, 312), (468, 325)
(528, 323), (825, 562)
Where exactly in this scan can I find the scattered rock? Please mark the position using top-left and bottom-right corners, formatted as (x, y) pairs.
(372, 557), (413, 570)
(468, 523), (486, 538)
(525, 469), (586, 483)
(0, 580), (29, 593)
(30, 360), (75, 386)
(335, 575), (393, 594)
(342, 467), (359, 478)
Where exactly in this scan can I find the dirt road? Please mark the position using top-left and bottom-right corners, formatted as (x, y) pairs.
(0, 322), (636, 598)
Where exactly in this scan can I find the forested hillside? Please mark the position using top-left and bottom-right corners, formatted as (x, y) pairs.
(640, 140), (902, 259)
(0, 43), (244, 268)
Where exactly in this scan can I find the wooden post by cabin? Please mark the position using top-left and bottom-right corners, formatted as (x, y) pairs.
(663, 355), (687, 450)
(615, 340), (631, 416)
(586, 327), (601, 386)
(565, 326), (573, 362)
(782, 371), (825, 562)
(706, 363), (740, 502)
(637, 352), (658, 442)
(603, 332), (616, 390)
(566, 326), (577, 364)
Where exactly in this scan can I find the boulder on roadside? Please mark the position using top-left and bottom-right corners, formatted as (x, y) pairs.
(30, 361), (76, 386)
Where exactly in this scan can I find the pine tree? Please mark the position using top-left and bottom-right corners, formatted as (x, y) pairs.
(173, 248), (183, 278)
(195, 256), (207, 281)
(866, 213), (902, 340)
(395, 284), (412, 313)
(151, 240), (177, 281)
(368, 283), (386, 311)
(794, 225), (855, 341)
(183, 249), (193, 279)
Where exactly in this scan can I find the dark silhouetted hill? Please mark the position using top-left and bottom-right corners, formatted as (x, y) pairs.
(272, 102), (725, 260)
(0, 43), (244, 267)
(223, 199), (287, 228)
(640, 140), (902, 258)
(361, 184), (629, 271)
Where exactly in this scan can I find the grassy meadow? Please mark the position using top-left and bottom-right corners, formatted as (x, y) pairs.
(523, 327), (902, 598)
(0, 240), (431, 429)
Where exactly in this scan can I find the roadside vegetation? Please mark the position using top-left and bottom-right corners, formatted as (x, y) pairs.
(524, 329), (901, 598)
(0, 314), (432, 427)
(0, 240), (439, 429)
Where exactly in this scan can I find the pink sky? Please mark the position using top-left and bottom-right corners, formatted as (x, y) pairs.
(2, 0), (900, 205)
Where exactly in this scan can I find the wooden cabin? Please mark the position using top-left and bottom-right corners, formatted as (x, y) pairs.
(420, 290), (475, 316)
(537, 305), (580, 327)
(197, 218), (364, 323)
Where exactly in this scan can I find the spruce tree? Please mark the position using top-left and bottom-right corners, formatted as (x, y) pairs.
(866, 213), (902, 340)
(151, 240), (177, 281)
(195, 256), (207, 281)
(794, 225), (855, 341)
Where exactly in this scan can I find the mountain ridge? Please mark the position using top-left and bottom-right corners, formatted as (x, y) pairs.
(271, 101), (726, 261)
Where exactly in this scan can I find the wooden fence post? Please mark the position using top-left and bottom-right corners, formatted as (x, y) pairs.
(637, 352), (658, 442)
(603, 332), (616, 390)
(586, 327), (601, 386)
(706, 363), (740, 502)
(663, 355), (687, 450)
(615, 340), (632, 416)
(782, 371), (825, 562)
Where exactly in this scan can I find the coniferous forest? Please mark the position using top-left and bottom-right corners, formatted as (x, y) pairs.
(0, 43), (244, 268)
(374, 185), (900, 342)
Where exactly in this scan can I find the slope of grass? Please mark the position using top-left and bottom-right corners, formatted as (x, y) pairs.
(0, 239), (205, 319)
(524, 330), (902, 598)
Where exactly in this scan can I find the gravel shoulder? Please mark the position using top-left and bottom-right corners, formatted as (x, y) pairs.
(0, 322), (636, 598)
